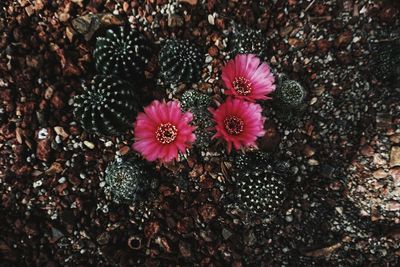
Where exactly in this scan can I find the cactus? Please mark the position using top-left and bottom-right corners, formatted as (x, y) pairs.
(159, 40), (203, 84)
(275, 79), (307, 110)
(231, 28), (266, 58)
(271, 77), (307, 124)
(180, 89), (212, 111)
(105, 158), (157, 204)
(369, 41), (400, 82)
(180, 90), (214, 149)
(93, 27), (152, 79)
(73, 75), (138, 136)
(233, 152), (286, 216)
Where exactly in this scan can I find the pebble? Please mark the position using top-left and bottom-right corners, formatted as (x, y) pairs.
(390, 146), (400, 167)
(37, 128), (49, 139)
(105, 141), (113, 147)
(308, 159), (319, 166)
(208, 14), (215, 25)
(83, 141), (95, 149)
(205, 55), (213, 63)
(33, 180), (43, 188)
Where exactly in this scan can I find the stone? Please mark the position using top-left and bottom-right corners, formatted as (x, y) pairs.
(198, 203), (217, 222)
(390, 147), (400, 167)
(84, 141), (95, 149)
(372, 168), (388, 179)
(360, 145), (374, 157)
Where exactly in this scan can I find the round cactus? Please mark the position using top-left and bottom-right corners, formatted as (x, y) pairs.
(233, 152), (286, 216)
(73, 75), (138, 136)
(231, 28), (266, 58)
(105, 158), (157, 204)
(93, 27), (152, 79)
(369, 41), (400, 82)
(275, 79), (307, 110)
(180, 89), (212, 111)
(180, 90), (214, 149)
(159, 40), (203, 84)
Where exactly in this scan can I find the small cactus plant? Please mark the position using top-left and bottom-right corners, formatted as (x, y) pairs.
(369, 41), (400, 82)
(272, 76), (307, 124)
(180, 90), (214, 149)
(159, 40), (203, 84)
(231, 28), (266, 58)
(233, 152), (286, 216)
(275, 79), (307, 110)
(93, 27), (152, 79)
(105, 158), (157, 204)
(73, 75), (138, 136)
(180, 89), (212, 111)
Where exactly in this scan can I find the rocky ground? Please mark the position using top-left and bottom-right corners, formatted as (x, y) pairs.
(1, 0), (400, 266)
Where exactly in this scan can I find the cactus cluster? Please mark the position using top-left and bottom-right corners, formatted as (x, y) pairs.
(233, 152), (286, 216)
(180, 90), (214, 149)
(105, 158), (157, 204)
(93, 27), (152, 80)
(73, 75), (138, 136)
(231, 28), (266, 58)
(159, 40), (203, 84)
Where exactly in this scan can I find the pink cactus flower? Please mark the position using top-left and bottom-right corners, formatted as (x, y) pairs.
(133, 100), (196, 162)
(209, 97), (265, 153)
(221, 54), (275, 101)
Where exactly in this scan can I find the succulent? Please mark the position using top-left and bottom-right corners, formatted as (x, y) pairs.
(231, 28), (266, 58)
(180, 89), (212, 111)
(271, 77), (307, 124)
(93, 27), (152, 80)
(369, 41), (400, 82)
(233, 152), (286, 216)
(159, 40), (203, 84)
(275, 79), (307, 109)
(180, 90), (214, 149)
(73, 75), (138, 136)
(105, 158), (158, 204)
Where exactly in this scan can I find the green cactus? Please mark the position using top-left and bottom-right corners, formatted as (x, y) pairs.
(180, 90), (214, 149)
(94, 27), (152, 79)
(105, 158), (157, 204)
(231, 28), (266, 58)
(73, 75), (138, 136)
(159, 40), (203, 84)
(233, 152), (286, 216)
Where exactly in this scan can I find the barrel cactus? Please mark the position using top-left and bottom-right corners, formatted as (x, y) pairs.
(369, 41), (400, 82)
(231, 28), (266, 58)
(159, 40), (203, 84)
(180, 90), (214, 149)
(73, 75), (138, 136)
(233, 152), (286, 216)
(105, 158), (157, 204)
(93, 27), (152, 79)
(275, 79), (307, 110)
(271, 76), (307, 124)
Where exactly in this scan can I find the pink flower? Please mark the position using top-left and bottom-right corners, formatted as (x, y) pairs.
(221, 54), (275, 102)
(133, 100), (196, 162)
(209, 98), (265, 153)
